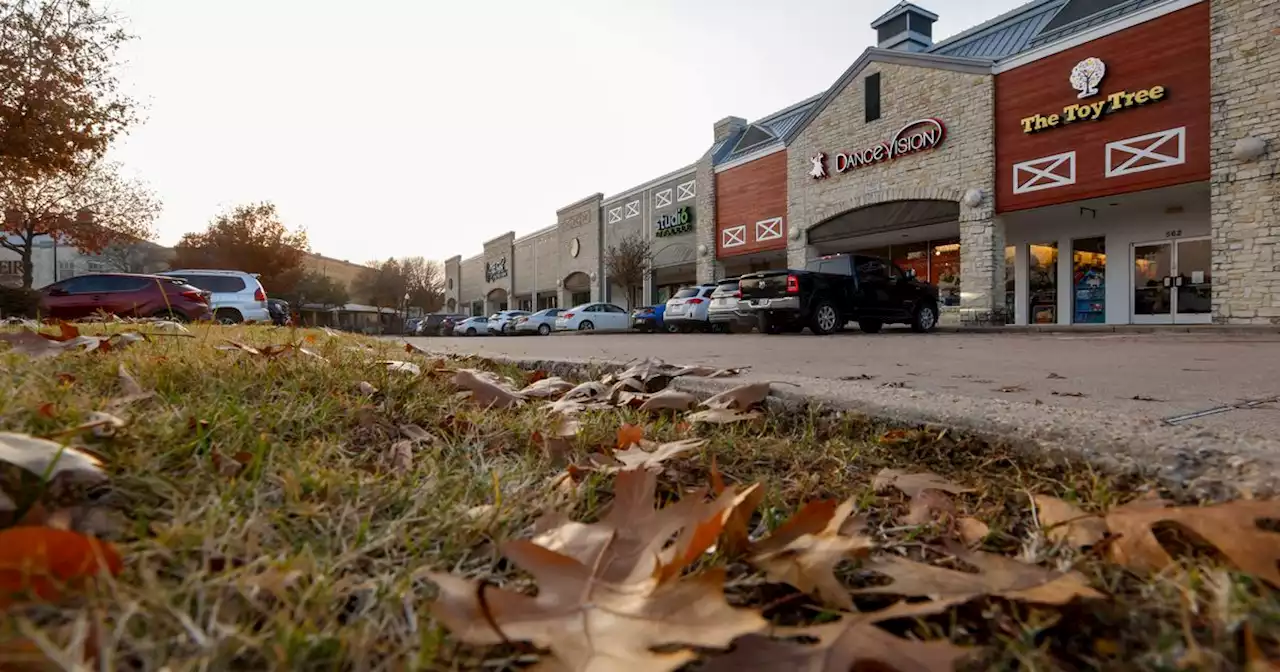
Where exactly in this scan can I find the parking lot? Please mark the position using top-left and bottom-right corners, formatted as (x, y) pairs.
(413, 328), (1280, 437)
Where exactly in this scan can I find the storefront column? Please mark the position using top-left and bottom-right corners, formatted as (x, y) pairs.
(786, 236), (818, 270)
(958, 213), (1006, 324)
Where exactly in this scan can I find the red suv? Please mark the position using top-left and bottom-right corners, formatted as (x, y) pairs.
(39, 273), (213, 321)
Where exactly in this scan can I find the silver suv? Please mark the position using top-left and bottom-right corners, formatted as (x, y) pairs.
(159, 269), (270, 324)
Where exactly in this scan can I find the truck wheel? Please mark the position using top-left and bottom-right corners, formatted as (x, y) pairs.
(858, 319), (883, 334)
(809, 300), (842, 335)
(758, 313), (784, 335)
(911, 302), (939, 333)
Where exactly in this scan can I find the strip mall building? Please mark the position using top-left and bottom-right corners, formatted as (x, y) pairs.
(444, 0), (1277, 325)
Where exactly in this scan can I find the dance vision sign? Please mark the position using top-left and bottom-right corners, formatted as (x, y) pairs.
(809, 118), (947, 180)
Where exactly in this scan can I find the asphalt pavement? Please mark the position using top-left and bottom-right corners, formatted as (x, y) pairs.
(407, 328), (1280, 495)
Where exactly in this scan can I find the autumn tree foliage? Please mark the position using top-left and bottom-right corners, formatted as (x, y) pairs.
(0, 159), (161, 287)
(604, 232), (651, 309)
(276, 270), (350, 309)
(171, 202), (310, 294)
(0, 0), (137, 179)
(354, 256), (444, 313)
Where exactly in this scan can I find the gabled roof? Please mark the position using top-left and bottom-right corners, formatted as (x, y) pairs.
(927, 0), (1067, 59)
(871, 1), (939, 28)
(712, 94), (822, 166)
(779, 48), (994, 145)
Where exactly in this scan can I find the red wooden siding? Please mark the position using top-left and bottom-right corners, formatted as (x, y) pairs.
(994, 3), (1210, 213)
(715, 151), (788, 257)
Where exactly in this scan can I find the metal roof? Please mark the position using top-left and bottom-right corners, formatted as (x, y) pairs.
(713, 94), (821, 166)
(1027, 0), (1167, 47)
(928, 0), (1067, 59)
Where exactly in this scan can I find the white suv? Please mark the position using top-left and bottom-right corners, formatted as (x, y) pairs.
(159, 269), (271, 324)
(663, 284), (717, 332)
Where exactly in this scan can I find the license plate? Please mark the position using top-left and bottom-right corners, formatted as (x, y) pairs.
(750, 299), (767, 307)
(668, 306), (683, 314)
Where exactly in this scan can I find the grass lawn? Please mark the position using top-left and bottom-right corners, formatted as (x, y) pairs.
(0, 323), (1276, 670)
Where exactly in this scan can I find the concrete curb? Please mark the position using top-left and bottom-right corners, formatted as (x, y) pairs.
(481, 353), (1280, 500)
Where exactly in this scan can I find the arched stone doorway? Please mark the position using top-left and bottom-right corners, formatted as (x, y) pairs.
(485, 288), (508, 315)
(806, 199), (963, 308)
(445, 298), (456, 313)
(563, 272), (592, 308)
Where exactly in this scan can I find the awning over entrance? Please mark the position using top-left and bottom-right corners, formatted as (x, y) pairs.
(808, 200), (960, 249)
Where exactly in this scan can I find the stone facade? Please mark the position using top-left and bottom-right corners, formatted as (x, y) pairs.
(555, 194), (604, 307)
(786, 58), (1001, 318)
(1209, 0), (1280, 324)
(694, 150), (721, 284)
(443, 255), (461, 312)
(459, 255), (484, 313)
(481, 232), (515, 314)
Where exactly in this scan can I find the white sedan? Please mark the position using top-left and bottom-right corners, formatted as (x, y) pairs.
(514, 308), (563, 335)
(454, 316), (490, 336)
(555, 303), (631, 332)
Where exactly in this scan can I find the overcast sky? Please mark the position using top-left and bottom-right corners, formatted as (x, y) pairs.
(109, 0), (1026, 264)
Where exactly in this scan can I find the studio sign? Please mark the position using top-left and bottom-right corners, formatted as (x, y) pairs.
(1020, 57), (1167, 134)
(485, 257), (508, 282)
(655, 206), (694, 237)
(809, 118), (946, 180)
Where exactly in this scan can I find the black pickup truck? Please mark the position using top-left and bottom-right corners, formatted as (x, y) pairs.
(738, 254), (940, 335)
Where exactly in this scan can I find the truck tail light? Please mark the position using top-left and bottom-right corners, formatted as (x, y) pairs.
(786, 275), (800, 293)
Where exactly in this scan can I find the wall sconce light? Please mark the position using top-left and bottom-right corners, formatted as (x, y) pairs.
(789, 227), (802, 241)
(961, 188), (985, 209)
(1233, 136), (1267, 162)
(697, 244), (708, 257)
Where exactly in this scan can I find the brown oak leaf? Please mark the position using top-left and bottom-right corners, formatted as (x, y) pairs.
(749, 498), (873, 610)
(1034, 495), (1108, 548)
(638, 388), (698, 412)
(453, 369), (524, 409)
(873, 469), (973, 498)
(1104, 498), (1280, 586)
(854, 549), (1103, 605)
(591, 439), (706, 473)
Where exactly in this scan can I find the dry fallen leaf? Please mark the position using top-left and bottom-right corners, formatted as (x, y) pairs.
(218, 340), (262, 356)
(116, 364), (145, 397)
(1104, 499), (1280, 586)
(429, 549), (765, 672)
(453, 369), (524, 408)
(520, 376), (576, 399)
(702, 382), (774, 410)
(688, 408), (763, 425)
(749, 498), (872, 610)
(562, 380), (610, 402)
(531, 467), (744, 584)
(84, 411), (127, 438)
(1034, 495), (1108, 548)
(854, 549), (1103, 605)
(0, 526), (124, 608)
(1244, 622), (1280, 671)
(377, 360), (421, 376)
(957, 517), (991, 544)
(356, 381), (379, 395)
(617, 423), (644, 449)
(592, 439), (707, 473)
(710, 458), (765, 557)
(404, 341), (430, 355)
(701, 598), (974, 672)
(638, 388), (698, 412)
(0, 433), (105, 482)
(386, 440), (413, 472)
(874, 468), (973, 498)
(904, 489), (956, 526)
(399, 424), (435, 444)
(0, 330), (70, 359)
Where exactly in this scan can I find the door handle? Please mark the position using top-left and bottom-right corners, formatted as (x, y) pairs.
(1174, 276), (1185, 287)
(1162, 277), (1173, 288)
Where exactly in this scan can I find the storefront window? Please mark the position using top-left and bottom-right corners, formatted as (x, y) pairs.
(1028, 242), (1058, 324)
(930, 239), (961, 307)
(537, 295), (557, 310)
(1072, 238), (1106, 324)
(1004, 246), (1015, 324)
(892, 241), (929, 284)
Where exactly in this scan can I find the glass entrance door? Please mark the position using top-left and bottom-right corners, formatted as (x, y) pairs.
(1131, 237), (1212, 324)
